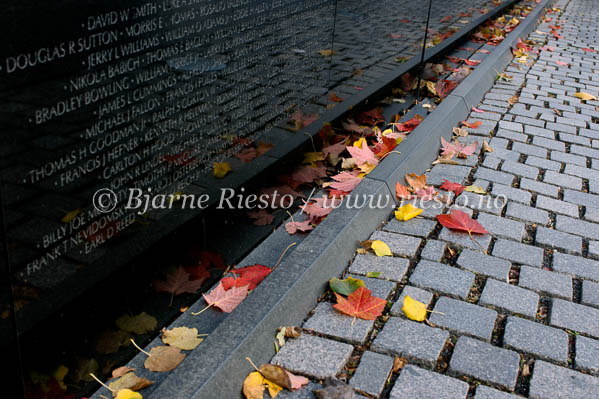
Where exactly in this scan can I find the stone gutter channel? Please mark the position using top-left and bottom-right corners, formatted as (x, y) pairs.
(90, 0), (563, 397)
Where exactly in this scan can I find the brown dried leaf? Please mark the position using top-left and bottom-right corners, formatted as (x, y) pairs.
(110, 366), (135, 379)
(280, 326), (302, 338)
(161, 326), (204, 350)
(452, 127), (469, 137)
(144, 346), (186, 372)
(393, 356), (407, 372)
(108, 372), (153, 395)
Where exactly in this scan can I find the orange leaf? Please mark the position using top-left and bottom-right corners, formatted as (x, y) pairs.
(405, 173), (427, 191)
(395, 182), (413, 200)
(461, 120), (482, 129)
(333, 286), (386, 320)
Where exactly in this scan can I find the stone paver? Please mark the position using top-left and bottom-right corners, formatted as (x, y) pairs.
(420, 239), (447, 262)
(390, 365), (469, 399)
(480, 279), (539, 318)
(409, 260), (474, 299)
(383, 217), (436, 237)
(457, 248), (512, 280)
(530, 360), (599, 399)
(430, 297), (497, 341)
(449, 336), (520, 390)
(518, 265), (573, 299)
(272, 335), (354, 379)
(349, 254), (409, 282)
(582, 280), (599, 308)
(371, 317), (449, 366)
(551, 298), (599, 338)
(350, 351), (394, 397)
(477, 212), (526, 241)
(303, 302), (374, 344)
(504, 316), (568, 363)
(369, 231), (422, 257)
(474, 386), (521, 399)
(576, 335), (599, 373)
(493, 239), (544, 267)
(553, 252), (599, 281)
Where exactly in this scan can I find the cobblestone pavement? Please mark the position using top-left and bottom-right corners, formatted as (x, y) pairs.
(270, 0), (599, 398)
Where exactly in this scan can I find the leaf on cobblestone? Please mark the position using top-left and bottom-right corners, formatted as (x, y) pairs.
(464, 185), (486, 195)
(575, 92), (598, 101)
(403, 295), (428, 321)
(471, 106), (485, 113)
(405, 173), (427, 191)
(437, 210), (489, 235)
(582, 48), (596, 53)
(508, 95), (519, 105)
(453, 127), (469, 137)
(243, 371), (275, 399)
(440, 180), (465, 196)
(460, 120), (482, 129)
(371, 240), (392, 257)
(329, 276), (365, 296)
(555, 60), (569, 66)
(395, 182), (413, 200)
(482, 140), (493, 153)
(395, 203), (423, 221)
(333, 286), (386, 320)
(393, 356), (408, 372)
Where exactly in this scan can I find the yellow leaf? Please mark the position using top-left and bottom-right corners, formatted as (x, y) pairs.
(243, 372), (265, 399)
(53, 365), (69, 390)
(482, 141), (493, 153)
(213, 162), (232, 178)
(353, 137), (367, 148)
(265, 378), (283, 398)
(161, 327), (204, 350)
(115, 389), (143, 399)
(302, 152), (325, 165)
(358, 162), (376, 175)
(575, 92), (598, 101)
(371, 240), (392, 257)
(464, 185), (486, 194)
(403, 295), (427, 322)
(319, 49), (335, 57)
(426, 81), (437, 96)
(61, 209), (81, 223)
(394, 203), (423, 221)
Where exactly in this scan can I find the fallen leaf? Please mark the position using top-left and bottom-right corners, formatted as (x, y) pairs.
(291, 165), (328, 185)
(96, 330), (133, 354)
(393, 356), (407, 372)
(323, 171), (363, 192)
(213, 162), (232, 178)
(223, 264), (271, 290)
(257, 364), (292, 390)
(582, 48), (596, 53)
(286, 370), (309, 389)
(202, 282), (248, 313)
(329, 276), (365, 296)
(247, 209), (274, 226)
(329, 92), (344, 102)
(115, 312), (157, 335)
(464, 185), (486, 194)
(403, 295), (427, 321)
(482, 140), (493, 153)
(366, 271), (381, 278)
(393, 114), (423, 133)
(371, 240), (392, 256)
(440, 180), (465, 196)
(553, 109), (562, 117)
(333, 286), (386, 320)
(461, 120), (482, 129)
(464, 59), (481, 66)
(72, 358), (99, 383)
(144, 345), (186, 372)
(395, 182), (413, 200)
(108, 372), (153, 395)
(154, 267), (205, 297)
(555, 60), (569, 66)
(575, 92), (598, 101)
(285, 220), (313, 235)
(440, 15), (452, 22)
(319, 49), (335, 57)
(161, 327), (203, 350)
(471, 106), (485, 113)
(405, 173), (427, 191)
(115, 389), (142, 399)
(346, 145), (379, 168)
(508, 95), (519, 105)
(235, 147), (258, 163)
(110, 367), (135, 380)
(62, 208), (81, 223)
(313, 377), (355, 399)
(452, 127), (469, 137)
(395, 203), (423, 221)
(437, 209), (489, 235)
(243, 372), (268, 399)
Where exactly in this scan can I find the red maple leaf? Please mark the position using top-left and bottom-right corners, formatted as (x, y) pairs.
(333, 286), (386, 320)
(446, 56), (463, 64)
(346, 144), (379, 167)
(203, 282), (248, 313)
(394, 114), (423, 133)
(290, 165), (328, 185)
(583, 48), (596, 53)
(464, 59), (481, 66)
(435, 80), (459, 98)
(437, 209), (489, 235)
(372, 135), (397, 158)
(222, 264), (271, 290)
(324, 171), (363, 192)
(440, 15), (452, 22)
(154, 267), (206, 296)
(440, 179), (465, 196)
(356, 107), (384, 125)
